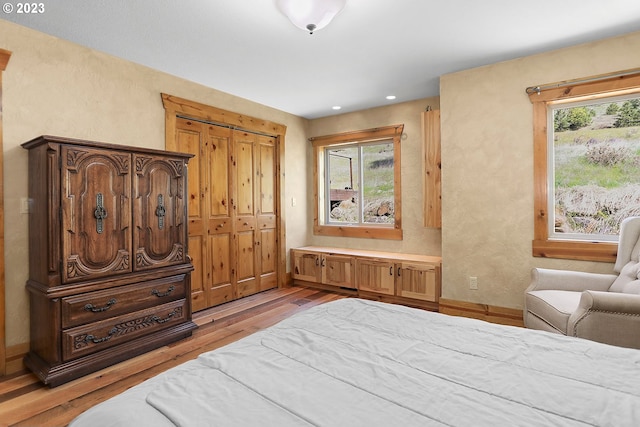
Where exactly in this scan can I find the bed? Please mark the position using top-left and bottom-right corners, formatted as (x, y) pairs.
(69, 298), (640, 426)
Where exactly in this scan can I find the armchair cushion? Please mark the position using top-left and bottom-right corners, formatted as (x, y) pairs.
(525, 290), (582, 334)
(609, 260), (640, 294)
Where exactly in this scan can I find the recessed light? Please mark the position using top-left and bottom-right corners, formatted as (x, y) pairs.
(332, 106), (342, 110)
(386, 95), (396, 100)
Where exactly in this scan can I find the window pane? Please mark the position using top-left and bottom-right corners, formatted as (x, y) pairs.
(327, 146), (359, 223)
(551, 95), (640, 240)
(362, 141), (394, 224)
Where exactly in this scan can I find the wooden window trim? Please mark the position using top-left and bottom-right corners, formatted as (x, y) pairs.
(310, 125), (404, 240)
(529, 72), (640, 262)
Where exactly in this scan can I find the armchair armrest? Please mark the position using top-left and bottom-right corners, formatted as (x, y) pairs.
(568, 291), (640, 349)
(527, 268), (616, 293)
(574, 290), (640, 315)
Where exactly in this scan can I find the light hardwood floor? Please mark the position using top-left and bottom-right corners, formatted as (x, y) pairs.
(0, 286), (347, 427)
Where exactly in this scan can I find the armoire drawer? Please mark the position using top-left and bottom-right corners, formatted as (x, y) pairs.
(61, 275), (187, 328)
(62, 299), (187, 361)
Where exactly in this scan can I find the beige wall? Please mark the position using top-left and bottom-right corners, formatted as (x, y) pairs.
(440, 30), (640, 309)
(307, 98), (442, 255)
(0, 20), (309, 346)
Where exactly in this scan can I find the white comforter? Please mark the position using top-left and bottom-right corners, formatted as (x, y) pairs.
(70, 298), (640, 426)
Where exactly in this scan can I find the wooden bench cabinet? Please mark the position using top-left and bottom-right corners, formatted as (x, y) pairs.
(292, 249), (355, 289)
(291, 247), (441, 308)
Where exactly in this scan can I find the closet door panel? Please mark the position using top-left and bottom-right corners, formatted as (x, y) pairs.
(236, 228), (258, 298)
(174, 123), (207, 311)
(208, 231), (233, 306)
(233, 131), (259, 298)
(234, 134), (254, 216)
(257, 135), (277, 291)
(207, 126), (235, 306)
(259, 227), (277, 291)
(61, 145), (132, 283)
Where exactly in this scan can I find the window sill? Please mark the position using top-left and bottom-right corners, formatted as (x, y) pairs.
(532, 239), (617, 262)
(314, 225), (403, 240)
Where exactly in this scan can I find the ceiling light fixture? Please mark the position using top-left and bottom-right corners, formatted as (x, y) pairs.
(386, 95), (397, 100)
(275, 0), (347, 34)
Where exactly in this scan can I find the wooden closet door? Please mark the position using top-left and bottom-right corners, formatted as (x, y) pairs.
(257, 135), (278, 292)
(173, 121), (278, 309)
(233, 130), (259, 298)
(205, 125), (234, 306)
(61, 145), (132, 283)
(132, 153), (188, 271)
(175, 120), (234, 311)
(175, 120), (207, 311)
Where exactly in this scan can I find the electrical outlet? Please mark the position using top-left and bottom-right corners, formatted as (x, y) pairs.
(469, 276), (478, 290)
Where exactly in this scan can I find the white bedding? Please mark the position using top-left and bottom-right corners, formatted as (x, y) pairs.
(70, 298), (640, 426)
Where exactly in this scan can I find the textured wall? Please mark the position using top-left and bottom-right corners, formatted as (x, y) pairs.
(0, 20), (308, 346)
(440, 30), (640, 309)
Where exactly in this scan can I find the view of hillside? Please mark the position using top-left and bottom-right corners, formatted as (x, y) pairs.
(553, 97), (640, 236)
(328, 142), (394, 224)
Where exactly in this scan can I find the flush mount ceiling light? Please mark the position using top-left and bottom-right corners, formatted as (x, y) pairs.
(275, 0), (347, 34)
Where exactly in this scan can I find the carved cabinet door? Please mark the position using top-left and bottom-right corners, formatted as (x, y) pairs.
(61, 146), (132, 283)
(132, 154), (188, 271)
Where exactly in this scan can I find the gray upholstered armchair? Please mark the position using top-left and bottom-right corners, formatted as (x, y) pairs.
(524, 216), (640, 349)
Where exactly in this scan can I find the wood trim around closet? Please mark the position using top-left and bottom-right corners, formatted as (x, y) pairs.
(0, 48), (11, 376)
(160, 93), (288, 291)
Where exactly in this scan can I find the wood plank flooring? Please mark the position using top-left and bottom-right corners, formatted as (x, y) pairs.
(0, 286), (347, 427)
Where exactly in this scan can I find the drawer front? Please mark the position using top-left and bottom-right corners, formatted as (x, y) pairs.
(62, 299), (187, 361)
(61, 275), (187, 328)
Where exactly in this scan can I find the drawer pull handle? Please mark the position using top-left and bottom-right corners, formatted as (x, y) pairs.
(151, 285), (175, 298)
(151, 309), (179, 324)
(84, 298), (117, 313)
(84, 327), (117, 344)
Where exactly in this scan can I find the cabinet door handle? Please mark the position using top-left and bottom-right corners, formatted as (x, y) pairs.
(94, 193), (107, 234)
(389, 266), (393, 276)
(155, 194), (166, 230)
(321, 259), (326, 267)
(397, 267), (401, 277)
(315, 257), (319, 266)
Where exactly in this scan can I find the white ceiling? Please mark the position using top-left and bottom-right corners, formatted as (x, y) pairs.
(3, 0), (640, 119)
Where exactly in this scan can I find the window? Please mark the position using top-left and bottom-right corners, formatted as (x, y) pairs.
(530, 71), (640, 261)
(310, 125), (404, 240)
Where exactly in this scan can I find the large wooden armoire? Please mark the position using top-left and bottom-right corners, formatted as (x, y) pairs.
(22, 135), (196, 386)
